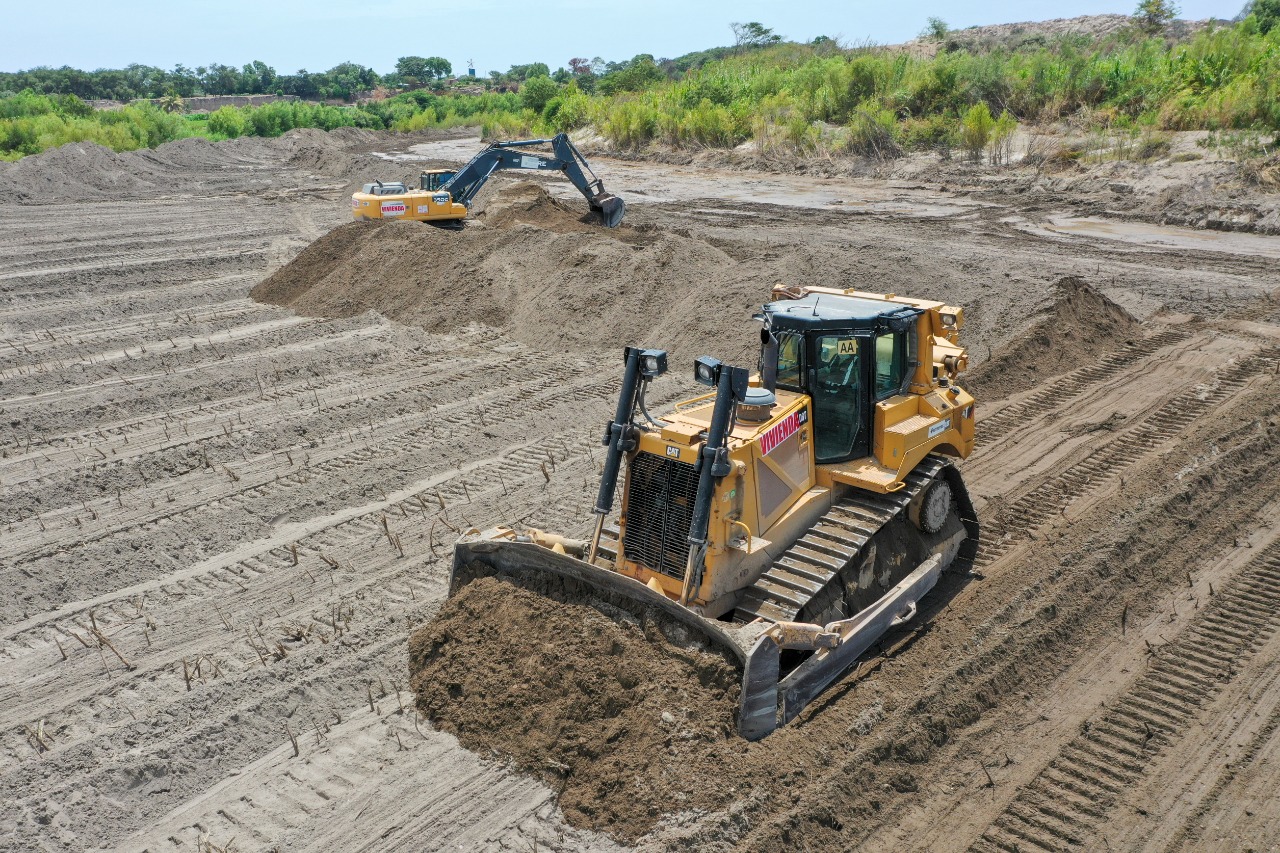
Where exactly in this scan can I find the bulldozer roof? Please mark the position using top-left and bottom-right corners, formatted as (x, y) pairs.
(765, 292), (922, 332)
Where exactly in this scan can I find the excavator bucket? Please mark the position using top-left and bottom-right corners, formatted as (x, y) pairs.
(592, 193), (626, 228)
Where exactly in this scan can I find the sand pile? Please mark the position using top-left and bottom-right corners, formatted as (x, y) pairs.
(964, 275), (1137, 400)
(0, 128), (376, 202)
(408, 576), (744, 840)
(473, 180), (602, 230)
(0, 142), (165, 201)
(252, 183), (773, 363)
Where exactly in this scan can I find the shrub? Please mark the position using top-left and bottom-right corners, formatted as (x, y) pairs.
(988, 110), (1018, 164)
(208, 106), (247, 137)
(847, 107), (902, 159)
(961, 102), (994, 161)
(519, 76), (558, 113)
(601, 100), (659, 148)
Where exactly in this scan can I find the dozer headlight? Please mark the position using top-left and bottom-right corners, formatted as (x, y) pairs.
(694, 356), (722, 387)
(640, 349), (668, 378)
(940, 312), (958, 328)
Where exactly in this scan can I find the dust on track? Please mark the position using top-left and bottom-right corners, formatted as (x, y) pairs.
(2, 128), (1279, 853)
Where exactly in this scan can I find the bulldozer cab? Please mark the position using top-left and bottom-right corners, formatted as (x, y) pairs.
(419, 170), (456, 192)
(764, 293), (920, 467)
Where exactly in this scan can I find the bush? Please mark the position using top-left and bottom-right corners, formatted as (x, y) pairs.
(519, 76), (558, 113)
(961, 102), (994, 161)
(208, 106), (246, 137)
(900, 114), (957, 151)
(988, 110), (1018, 164)
(847, 107), (902, 159)
(542, 82), (591, 132)
(601, 99), (659, 148)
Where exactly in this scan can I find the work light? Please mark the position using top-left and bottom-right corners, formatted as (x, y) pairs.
(640, 349), (668, 378)
(694, 356), (721, 386)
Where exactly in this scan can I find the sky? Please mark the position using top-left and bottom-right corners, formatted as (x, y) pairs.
(2, 0), (1241, 75)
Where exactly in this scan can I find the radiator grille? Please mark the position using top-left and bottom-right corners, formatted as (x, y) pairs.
(622, 451), (698, 579)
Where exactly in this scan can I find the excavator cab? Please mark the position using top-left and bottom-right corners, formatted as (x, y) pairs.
(419, 170), (456, 191)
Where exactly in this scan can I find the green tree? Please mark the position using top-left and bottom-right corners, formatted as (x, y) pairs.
(1133, 0), (1179, 34)
(921, 17), (949, 40)
(519, 74), (557, 112)
(597, 56), (664, 95)
(508, 62), (550, 81)
(730, 21), (782, 52)
(242, 60), (276, 93)
(396, 57), (429, 79)
(423, 57), (453, 79)
(731, 22), (782, 50)
(157, 91), (185, 113)
(1244, 0), (1280, 32)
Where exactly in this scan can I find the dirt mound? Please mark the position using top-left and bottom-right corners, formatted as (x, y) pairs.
(0, 129), (379, 202)
(0, 142), (163, 201)
(474, 180), (601, 230)
(408, 575), (743, 840)
(964, 276), (1137, 401)
(252, 183), (770, 363)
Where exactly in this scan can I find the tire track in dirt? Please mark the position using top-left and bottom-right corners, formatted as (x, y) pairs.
(7, 137), (1280, 853)
(0, 430), (612, 852)
(975, 326), (1191, 440)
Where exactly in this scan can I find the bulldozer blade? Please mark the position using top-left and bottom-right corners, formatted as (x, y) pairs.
(451, 530), (951, 741)
(452, 530), (745, 665)
(593, 194), (625, 228)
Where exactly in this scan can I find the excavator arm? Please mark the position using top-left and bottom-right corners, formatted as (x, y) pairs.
(440, 133), (625, 227)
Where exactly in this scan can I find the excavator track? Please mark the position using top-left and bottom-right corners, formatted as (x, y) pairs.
(733, 456), (976, 625)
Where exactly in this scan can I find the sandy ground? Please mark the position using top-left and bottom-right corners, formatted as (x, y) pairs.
(2, 128), (1280, 852)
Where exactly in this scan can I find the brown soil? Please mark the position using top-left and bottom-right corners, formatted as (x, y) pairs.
(408, 576), (742, 839)
(6, 120), (1280, 853)
(963, 275), (1138, 400)
(473, 180), (605, 230)
(251, 183), (768, 365)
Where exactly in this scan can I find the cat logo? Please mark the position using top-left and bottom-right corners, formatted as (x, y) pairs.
(836, 338), (858, 356)
(665, 445), (681, 459)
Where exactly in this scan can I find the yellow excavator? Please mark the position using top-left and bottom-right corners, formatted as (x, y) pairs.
(352, 133), (624, 227)
(449, 285), (978, 738)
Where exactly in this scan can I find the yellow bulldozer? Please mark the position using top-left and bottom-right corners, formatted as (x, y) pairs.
(449, 284), (978, 738)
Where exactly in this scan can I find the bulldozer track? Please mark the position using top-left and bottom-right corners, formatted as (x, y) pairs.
(974, 350), (1278, 569)
(1, 365), (616, 566)
(733, 457), (965, 624)
(1, 335), (501, 473)
(968, 544), (1280, 853)
(977, 327), (1190, 439)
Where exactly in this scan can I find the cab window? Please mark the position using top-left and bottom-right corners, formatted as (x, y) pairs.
(776, 332), (804, 389)
(812, 335), (861, 463)
(875, 332), (906, 398)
